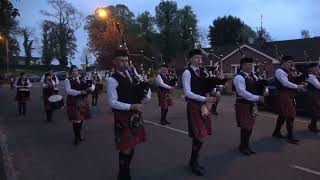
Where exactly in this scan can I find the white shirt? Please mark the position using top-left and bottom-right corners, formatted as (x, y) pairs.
(306, 74), (320, 90)
(42, 80), (57, 88)
(107, 71), (152, 111)
(14, 78), (32, 88)
(182, 65), (206, 102)
(41, 74), (59, 85)
(155, 74), (172, 90)
(233, 72), (260, 102)
(275, 68), (298, 89)
(64, 78), (95, 96)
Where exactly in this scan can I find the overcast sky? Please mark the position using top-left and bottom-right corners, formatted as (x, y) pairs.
(13, 0), (320, 66)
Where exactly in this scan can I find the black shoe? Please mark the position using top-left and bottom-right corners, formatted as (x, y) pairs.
(308, 125), (320, 133)
(248, 147), (256, 154)
(272, 132), (285, 139)
(79, 136), (85, 142)
(160, 121), (167, 125)
(239, 147), (251, 156)
(189, 162), (205, 176)
(287, 138), (300, 145)
(164, 120), (171, 125)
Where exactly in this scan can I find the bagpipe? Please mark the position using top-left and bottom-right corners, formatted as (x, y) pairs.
(168, 68), (178, 87)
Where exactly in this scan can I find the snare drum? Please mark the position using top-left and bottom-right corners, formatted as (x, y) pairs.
(17, 88), (30, 101)
(48, 95), (64, 110)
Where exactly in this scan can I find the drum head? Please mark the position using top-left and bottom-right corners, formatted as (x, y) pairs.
(48, 95), (63, 102)
(54, 88), (59, 91)
(19, 88), (29, 92)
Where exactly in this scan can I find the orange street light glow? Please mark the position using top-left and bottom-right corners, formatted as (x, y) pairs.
(96, 7), (108, 19)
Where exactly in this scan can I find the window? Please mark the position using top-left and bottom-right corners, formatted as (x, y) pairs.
(231, 64), (240, 74)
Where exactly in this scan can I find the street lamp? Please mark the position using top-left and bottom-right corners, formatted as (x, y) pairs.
(95, 7), (108, 20)
(0, 34), (9, 73)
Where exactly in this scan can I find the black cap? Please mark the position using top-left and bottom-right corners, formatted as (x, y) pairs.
(188, 49), (202, 58)
(240, 57), (254, 65)
(114, 48), (129, 59)
(69, 65), (78, 73)
(47, 67), (53, 71)
(282, 55), (294, 62)
(20, 72), (26, 76)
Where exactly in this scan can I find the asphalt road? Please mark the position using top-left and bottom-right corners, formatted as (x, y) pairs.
(0, 82), (320, 180)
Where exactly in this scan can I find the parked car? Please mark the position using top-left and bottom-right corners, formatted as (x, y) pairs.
(54, 71), (67, 81)
(258, 78), (311, 114)
(26, 74), (41, 82)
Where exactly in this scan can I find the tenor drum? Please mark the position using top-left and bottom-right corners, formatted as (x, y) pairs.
(48, 95), (64, 110)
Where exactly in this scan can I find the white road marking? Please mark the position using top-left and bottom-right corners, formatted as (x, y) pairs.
(0, 128), (18, 180)
(144, 120), (188, 135)
(290, 165), (320, 176)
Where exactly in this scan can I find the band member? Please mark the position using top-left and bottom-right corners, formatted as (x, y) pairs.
(105, 70), (110, 80)
(14, 72), (32, 116)
(90, 69), (103, 106)
(64, 65), (95, 146)
(272, 56), (304, 144)
(155, 64), (174, 125)
(9, 74), (15, 89)
(306, 63), (320, 133)
(107, 49), (151, 180)
(41, 67), (59, 85)
(233, 57), (266, 155)
(182, 49), (216, 176)
(42, 73), (57, 122)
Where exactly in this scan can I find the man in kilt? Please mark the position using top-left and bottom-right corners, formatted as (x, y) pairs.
(306, 63), (320, 133)
(40, 67), (59, 86)
(107, 49), (151, 180)
(182, 49), (216, 176)
(90, 68), (103, 106)
(14, 72), (32, 116)
(155, 64), (174, 125)
(42, 73), (57, 122)
(64, 65), (95, 146)
(272, 56), (304, 144)
(233, 57), (266, 155)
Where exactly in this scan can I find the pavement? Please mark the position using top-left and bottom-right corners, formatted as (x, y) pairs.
(0, 82), (320, 180)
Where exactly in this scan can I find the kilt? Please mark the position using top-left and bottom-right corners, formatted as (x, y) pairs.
(113, 110), (146, 151)
(309, 91), (320, 119)
(187, 100), (212, 138)
(235, 100), (255, 128)
(42, 92), (53, 111)
(277, 90), (296, 118)
(15, 90), (30, 102)
(67, 95), (91, 121)
(92, 84), (103, 98)
(158, 90), (173, 109)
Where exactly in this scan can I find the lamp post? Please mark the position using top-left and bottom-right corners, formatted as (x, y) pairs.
(0, 34), (9, 73)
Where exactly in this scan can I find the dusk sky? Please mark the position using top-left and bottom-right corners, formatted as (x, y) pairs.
(13, 0), (320, 66)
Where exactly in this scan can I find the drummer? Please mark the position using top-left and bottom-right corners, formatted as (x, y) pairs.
(90, 68), (103, 106)
(64, 65), (95, 146)
(42, 73), (57, 122)
(14, 72), (32, 116)
(41, 67), (59, 87)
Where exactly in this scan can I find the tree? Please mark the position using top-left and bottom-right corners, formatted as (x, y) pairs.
(0, 0), (20, 65)
(208, 15), (256, 47)
(301, 30), (311, 39)
(155, 0), (179, 62)
(81, 48), (91, 66)
(20, 28), (34, 65)
(41, 20), (56, 66)
(41, 0), (82, 67)
(136, 11), (156, 42)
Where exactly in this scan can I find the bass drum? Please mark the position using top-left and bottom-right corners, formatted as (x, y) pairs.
(48, 95), (64, 110)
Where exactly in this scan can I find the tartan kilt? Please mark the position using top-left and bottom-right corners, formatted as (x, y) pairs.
(92, 84), (102, 97)
(235, 100), (255, 127)
(15, 91), (30, 102)
(187, 100), (212, 138)
(158, 90), (173, 109)
(310, 91), (320, 119)
(277, 90), (296, 118)
(113, 110), (146, 151)
(67, 95), (91, 121)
